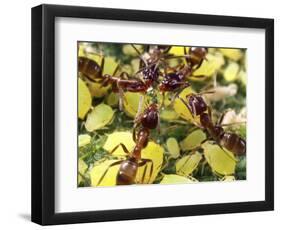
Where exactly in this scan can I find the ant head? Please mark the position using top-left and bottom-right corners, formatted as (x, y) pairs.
(148, 102), (158, 111)
(155, 45), (171, 53)
(188, 94), (207, 116)
(189, 47), (208, 59)
(213, 125), (224, 136)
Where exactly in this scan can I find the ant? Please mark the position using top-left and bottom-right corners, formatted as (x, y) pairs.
(184, 47), (208, 70)
(180, 93), (246, 155)
(158, 47), (208, 105)
(78, 55), (111, 83)
(101, 71), (149, 110)
(96, 103), (160, 185)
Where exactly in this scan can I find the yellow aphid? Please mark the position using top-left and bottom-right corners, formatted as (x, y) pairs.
(87, 81), (110, 98)
(238, 69), (247, 85)
(219, 48), (243, 61)
(168, 46), (184, 56)
(78, 158), (88, 184)
(122, 44), (143, 56)
(221, 176), (236, 182)
(176, 152), (202, 176)
(123, 92), (145, 118)
(160, 174), (197, 184)
(202, 142), (237, 176)
(78, 78), (92, 119)
(106, 92), (119, 107)
(102, 56), (119, 76)
(85, 104), (115, 131)
(180, 129), (207, 151)
(78, 134), (91, 147)
(90, 159), (121, 187)
(103, 131), (135, 156)
(173, 87), (196, 121)
(131, 58), (141, 73)
(224, 62), (240, 82)
(160, 109), (179, 121)
(192, 52), (225, 79)
(166, 138), (180, 158)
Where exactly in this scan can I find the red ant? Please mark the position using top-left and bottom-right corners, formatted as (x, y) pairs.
(180, 93), (246, 155)
(184, 47), (208, 70)
(158, 47), (208, 105)
(96, 103), (160, 185)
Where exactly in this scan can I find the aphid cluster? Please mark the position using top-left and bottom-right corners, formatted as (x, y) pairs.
(78, 44), (246, 186)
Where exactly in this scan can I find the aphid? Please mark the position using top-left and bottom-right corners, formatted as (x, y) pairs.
(180, 93), (246, 155)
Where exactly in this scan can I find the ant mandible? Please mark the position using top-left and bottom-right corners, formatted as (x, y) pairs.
(96, 103), (160, 186)
(180, 93), (246, 155)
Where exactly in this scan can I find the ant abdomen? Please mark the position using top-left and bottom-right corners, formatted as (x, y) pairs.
(78, 56), (102, 81)
(220, 133), (246, 155)
(117, 159), (138, 185)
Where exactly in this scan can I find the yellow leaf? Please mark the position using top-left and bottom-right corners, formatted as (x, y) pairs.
(202, 142), (237, 176)
(123, 92), (145, 118)
(176, 152), (202, 176)
(180, 129), (206, 151)
(219, 48), (243, 61)
(160, 174), (197, 184)
(223, 62), (240, 82)
(78, 78), (92, 119)
(166, 137), (180, 158)
(85, 104), (115, 131)
(78, 134), (91, 147)
(103, 131), (135, 157)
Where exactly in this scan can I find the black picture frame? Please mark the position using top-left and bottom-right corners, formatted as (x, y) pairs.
(31, 4), (274, 225)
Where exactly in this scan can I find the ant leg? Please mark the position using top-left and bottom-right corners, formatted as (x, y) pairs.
(119, 71), (130, 80)
(207, 106), (213, 123)
(134, 94), (144, 123)
(110, 142), (130, 155)
(159, 92), (166, 110)
(116, 80), (127, 111)
(112, 63), (120, 77)
(179, 96), (194, 118)
(157, 111), (161, 134)
(100, 54), (105, 73)
(132, 123), (141, 143)
(96, 160), (123, 186)
(138, 159), (154, 184)
(141, 164), (148, 184)
(131, 44), (147, 67)
(168, 83), (191, 108)
(217, 109), (230, 126)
